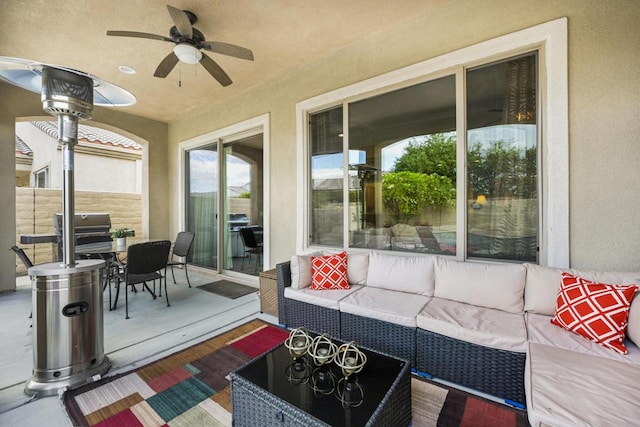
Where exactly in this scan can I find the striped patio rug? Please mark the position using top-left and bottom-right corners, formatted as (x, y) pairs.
(63, 319), (527, 426)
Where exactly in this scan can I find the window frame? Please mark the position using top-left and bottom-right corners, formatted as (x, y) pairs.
(297, 18), (568, 268)
(33, 166), (49, 188)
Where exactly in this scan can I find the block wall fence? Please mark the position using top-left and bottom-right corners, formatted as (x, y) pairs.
(14, 187), (142, 275)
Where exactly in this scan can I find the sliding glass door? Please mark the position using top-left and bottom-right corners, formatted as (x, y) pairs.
(185, 132), (264, 276)
(185, 144), (219, 269)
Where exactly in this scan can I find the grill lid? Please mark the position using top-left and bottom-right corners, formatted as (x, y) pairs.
(54, 213), (111, 235)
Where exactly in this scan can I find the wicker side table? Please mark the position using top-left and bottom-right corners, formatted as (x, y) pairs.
(259, 268), (278, 316)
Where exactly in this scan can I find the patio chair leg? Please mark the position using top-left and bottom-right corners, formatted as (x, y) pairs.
(125, 283), (129, 319)
(113, 279), (121, 310)
(164, 273), (170, 307)
(184, 264), (191, 287)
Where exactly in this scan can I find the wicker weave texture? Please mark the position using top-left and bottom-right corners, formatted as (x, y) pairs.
(231, 373), (326, 426)
(276, 261), (291, 325)
(341, 313), (416, 367)
(416, 329), (526, 404)
(284, 298), (341, 337)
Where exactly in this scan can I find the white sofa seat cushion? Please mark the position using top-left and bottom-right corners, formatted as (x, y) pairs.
(526, 313), (640, 366)
(525, 341), (640, 427)
(339, 287), (430, 327)
(366, 251), (436, 296)
(284, 285), (363, 310)
(416, 297), (527, 353)
(434, 257), (526, 313)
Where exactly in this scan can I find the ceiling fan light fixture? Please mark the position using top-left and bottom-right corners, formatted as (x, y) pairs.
(173, 43), (201, 64)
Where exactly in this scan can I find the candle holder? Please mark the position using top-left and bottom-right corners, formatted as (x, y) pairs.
(334, 341), (367, 379)
(307, 333), (338, 366)
(284, 327), (312, 359)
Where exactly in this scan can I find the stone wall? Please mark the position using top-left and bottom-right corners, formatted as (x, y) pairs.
(14, 187), (142, 275)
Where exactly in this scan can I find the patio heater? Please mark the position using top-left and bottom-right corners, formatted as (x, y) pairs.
(0, 57), (136, 396)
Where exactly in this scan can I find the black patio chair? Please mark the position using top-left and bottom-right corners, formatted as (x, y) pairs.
(10, 245), (34, 271)
(167, 231), (195, 287)
(112, 240), (171, 319)
(10, 246), (34, 324)
(239, 227), (263, 272)
(76, 235), (117, 298)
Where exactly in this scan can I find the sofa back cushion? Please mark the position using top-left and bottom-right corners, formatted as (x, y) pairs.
(524, 263), (640, 315)
(323, 251), (369, 286)
(627, 297), (640, 347)
(434, 257), (526, 313)
(366, 252), (435, 296)
(290, 252), (322, 289)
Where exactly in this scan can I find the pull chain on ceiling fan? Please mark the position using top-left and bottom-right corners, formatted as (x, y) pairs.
(106, 4), (253, 87)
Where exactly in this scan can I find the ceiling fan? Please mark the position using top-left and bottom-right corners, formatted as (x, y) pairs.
(106, 4), (253, 86)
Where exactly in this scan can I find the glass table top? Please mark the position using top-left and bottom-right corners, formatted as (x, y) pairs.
(234, 339), (406, 426)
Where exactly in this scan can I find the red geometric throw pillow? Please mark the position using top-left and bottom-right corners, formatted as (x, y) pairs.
(310, 251), (350, 290)
(551, 272), (638, 354)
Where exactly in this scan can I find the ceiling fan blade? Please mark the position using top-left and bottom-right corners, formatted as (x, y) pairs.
(202, 41), (254, 61)
(107, 30), (173, 43)
(166, 5), (193, 39)
(154, 52), (179, 78)
(200, 53), (232, 87)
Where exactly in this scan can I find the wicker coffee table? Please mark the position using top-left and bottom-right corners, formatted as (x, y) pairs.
(230, 338), (411, 426)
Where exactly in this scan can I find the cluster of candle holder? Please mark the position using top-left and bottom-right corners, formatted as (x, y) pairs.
(283, 327), (366, 407)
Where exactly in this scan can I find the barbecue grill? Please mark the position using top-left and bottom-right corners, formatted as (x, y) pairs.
(54, 213), (113, 258)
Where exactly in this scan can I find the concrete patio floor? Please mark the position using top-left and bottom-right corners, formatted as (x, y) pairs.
(0, 268), (276, 426)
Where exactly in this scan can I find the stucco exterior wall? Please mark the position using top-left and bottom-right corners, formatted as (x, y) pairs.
(2, 1), (639, 293)
(168, 0), (640, 272)
(15, 121), (141, 193)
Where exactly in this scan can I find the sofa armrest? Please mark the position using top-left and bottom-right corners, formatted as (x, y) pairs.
(276, 261), (291, 325)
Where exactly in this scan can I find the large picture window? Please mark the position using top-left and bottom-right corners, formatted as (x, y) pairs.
(308, 52), (538, 263)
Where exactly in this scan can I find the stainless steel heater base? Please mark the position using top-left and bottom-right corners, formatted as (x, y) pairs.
(25, 260), (110, 397)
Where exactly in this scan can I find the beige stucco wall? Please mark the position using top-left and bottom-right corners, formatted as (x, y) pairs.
(0, 84), (168, 293)
(168, 0), (640, 272)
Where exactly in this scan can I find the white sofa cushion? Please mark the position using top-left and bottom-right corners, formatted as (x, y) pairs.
(366, 252), (436, 296)
(627, 296), (640, 347)
(290, 252), (322, 289)
(323, 251), (369, 285)
(525, 341), (640, 427)
(417, 297), (527, 352)
(524, 263), (640, 315)
(339, 287), (430, 327)
(284, 285), (363, 310)
(526, 313), (640, 366)
(434, 257), (526, 313)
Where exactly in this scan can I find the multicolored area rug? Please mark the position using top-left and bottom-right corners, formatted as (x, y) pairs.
(63, 320), (528, 426)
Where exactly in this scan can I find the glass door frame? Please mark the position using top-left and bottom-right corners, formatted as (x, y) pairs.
(179, 114), (270, 278)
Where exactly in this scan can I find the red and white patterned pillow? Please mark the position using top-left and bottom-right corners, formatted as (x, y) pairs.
(310, 251), (350, 290)
(551, 272), (638, 354)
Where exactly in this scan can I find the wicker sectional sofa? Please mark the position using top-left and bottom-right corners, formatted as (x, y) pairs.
(276, 251), (640, 426)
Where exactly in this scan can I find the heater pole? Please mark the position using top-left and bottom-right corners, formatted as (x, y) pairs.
(58, 114), (78, 268)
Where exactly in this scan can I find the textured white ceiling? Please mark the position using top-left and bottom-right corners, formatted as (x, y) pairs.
(0, 0), (436, 123)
